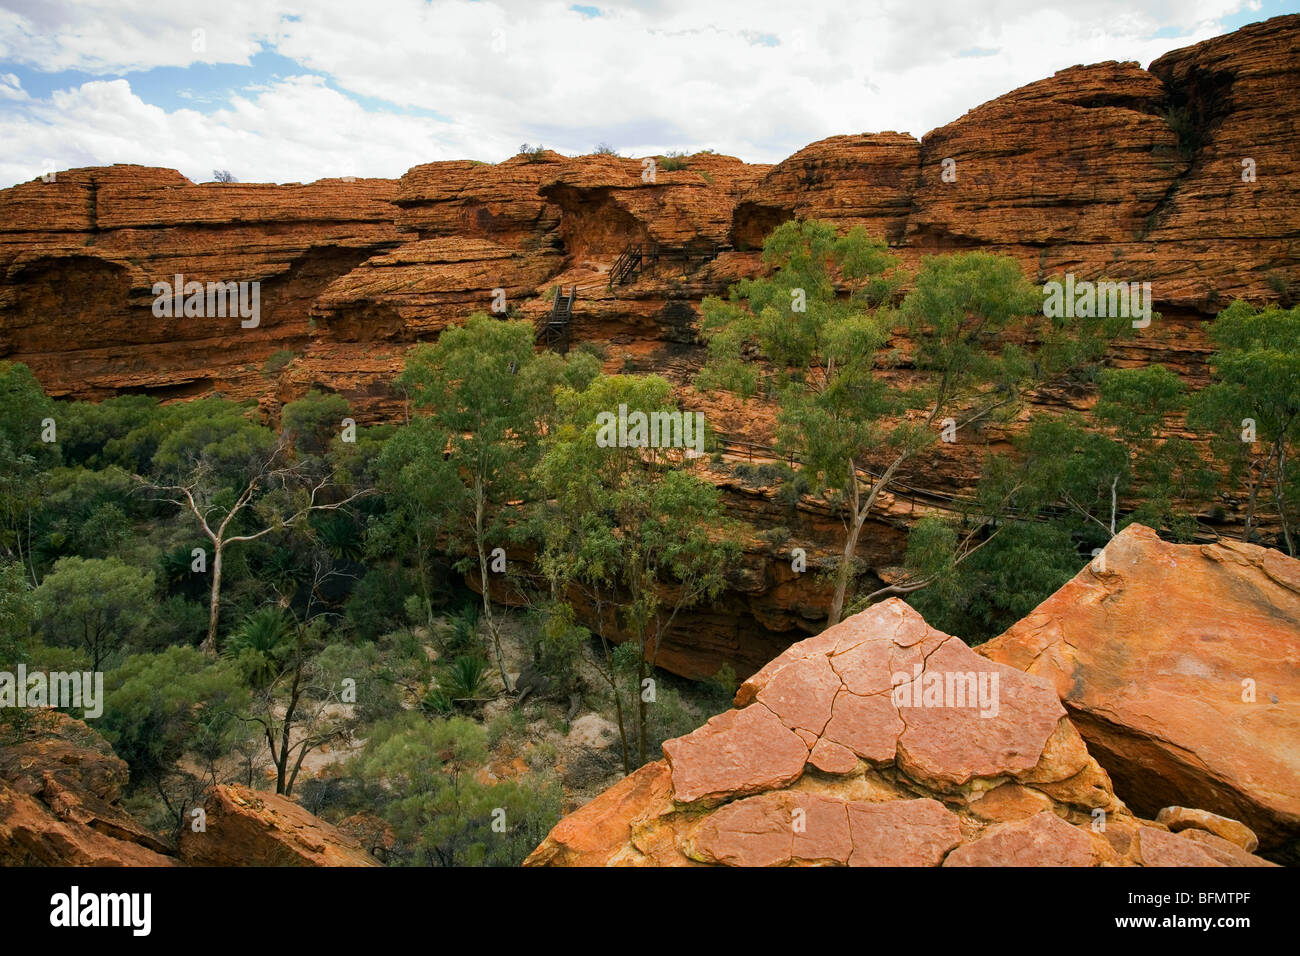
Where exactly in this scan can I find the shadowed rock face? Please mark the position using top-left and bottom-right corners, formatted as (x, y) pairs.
(524, 599), (1275, 866)
(980, 523), (1300, 863)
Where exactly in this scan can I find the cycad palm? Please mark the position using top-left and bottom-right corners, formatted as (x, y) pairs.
(224, 606), (292, 687)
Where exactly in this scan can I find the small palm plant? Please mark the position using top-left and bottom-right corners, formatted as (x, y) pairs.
(441, 604), (481, 656)
(224, 606), (293, 688)
(313, 513), (365, 562)
(437, 654), (494, 707)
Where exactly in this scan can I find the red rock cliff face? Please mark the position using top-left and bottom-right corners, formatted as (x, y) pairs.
(1, 16), (1297, 676)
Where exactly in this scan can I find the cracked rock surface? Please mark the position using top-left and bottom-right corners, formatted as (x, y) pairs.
(526, 597), (1276, 866)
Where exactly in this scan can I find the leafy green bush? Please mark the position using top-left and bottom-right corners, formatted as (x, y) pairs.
(34, 555), (155, 669)
(345, 566), (414, 641)
(262, 349), (295, 378)
(354, 712), (562, 866)
(144, 595), (208, 651)
(281, 388), (351, 457)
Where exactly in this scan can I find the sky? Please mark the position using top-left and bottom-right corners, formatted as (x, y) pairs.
(0, 0), (1295, 188)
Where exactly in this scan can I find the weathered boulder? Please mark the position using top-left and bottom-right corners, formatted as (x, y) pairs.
(526, 599), (1273, 866)
(178, 784), (381, 867)
(979, 523), (1300, 863)
(1156, 806), (1259, 852)
(0, 713), (174, 866)
(0, 714), (386, 867)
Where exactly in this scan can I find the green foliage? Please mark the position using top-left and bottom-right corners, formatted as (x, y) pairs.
(31, 466), (140, 567)
(1190, 300), (1300, 552)
(311, 510), (364, 562)
(224, 605), (293, 686)
(100, 646), (249, 786)
(370, 415), (460, 626)
(281, 389), (351, 457)
(0, 361), (56, 457)
(529, 601), (587, 697)
(34, 556), (155, 669)
(441, 603), (482, 656)
(57, 395), (160, 469)
(263, 349), (295, 377)
(145, 595), (208, 651)
(0, 363), (57, 575)
(517, 143), (547, 162)
(904, 519), (1080, 644)
(658, 151), (689, 171)
(537, 372), (743, 767)
(436, 654), (494, 705)
(399, 315), (595, 682)
(0, 563), (34, 731)
(701, 220), (1128, 622)
(345, 566), (416, 641)
(356, 712), (562, 866)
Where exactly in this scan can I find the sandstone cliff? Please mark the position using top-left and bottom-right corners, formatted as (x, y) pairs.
(2, 15), (1297, 675)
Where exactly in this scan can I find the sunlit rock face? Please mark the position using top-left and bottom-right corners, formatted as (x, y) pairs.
(981, 523), (1300, 864)
(524, 598), (1276, 867)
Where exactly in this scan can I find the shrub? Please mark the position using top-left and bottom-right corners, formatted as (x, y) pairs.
(658, 151), (689, 171)
(223, 605), (292, 686)
(345, 567), (414, 641)
(356, 712), (562, 866)
(263, 349), (294, 378)
(437, 654), (494, 705)
(145, 596), (208, 651)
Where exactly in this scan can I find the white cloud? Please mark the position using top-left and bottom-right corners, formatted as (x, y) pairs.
(0, 0), (1261, 188)
(0, 71), (26, 100)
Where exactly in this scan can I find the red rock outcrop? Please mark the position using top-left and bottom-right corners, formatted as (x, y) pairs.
(0, 714), (380, 866)
(178, 784), (381, 867)
(0, 713), (174, 865)
(979, 523), (1300, 863)
(525, 599), (1274, 866)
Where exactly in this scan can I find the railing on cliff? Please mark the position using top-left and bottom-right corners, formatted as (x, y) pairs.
(608, 239), (731, 290)
(538, 285), (578, 352)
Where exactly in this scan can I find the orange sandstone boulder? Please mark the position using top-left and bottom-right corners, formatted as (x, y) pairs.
(526, 599), (1270, 866)
(0, 713), (175, 866)
(178, 784), (381, 867)
(979, 523), (1300, 863)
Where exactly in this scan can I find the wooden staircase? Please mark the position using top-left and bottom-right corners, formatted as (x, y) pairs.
(608, 242), (645, 289)
(538, 285), (577, 352)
